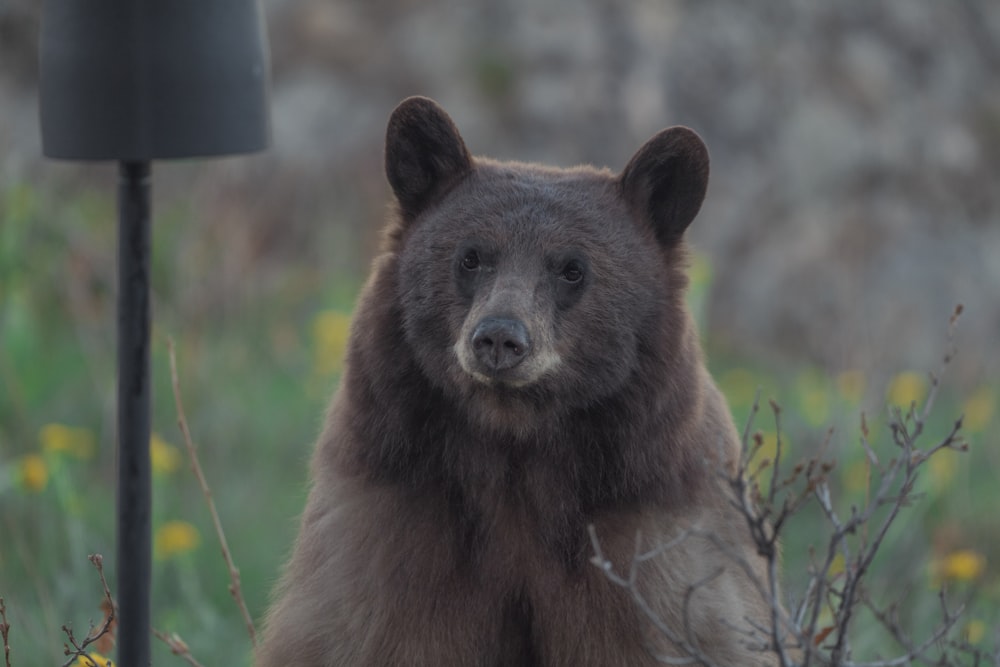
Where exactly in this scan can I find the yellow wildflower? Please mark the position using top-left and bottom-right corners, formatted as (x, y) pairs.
(18, 453), (49, 492)
(927, 448), (960, 494)
(312, 310), (352, 375)
(40, 423), (95, 459)
(886, 371), (928, 408)
(835, 369), (865, 405)
(965, 618), (987, 645)
(962, 385), (995, 434)
(796, 371), (830, 427)
(842, 458), (870, 495)
(72, 653), (115, 667)
(150, 433), (182, 475)
(828, 553), (846, 577)
(932, 549), (986, 584)
(154, 520), (201, 560)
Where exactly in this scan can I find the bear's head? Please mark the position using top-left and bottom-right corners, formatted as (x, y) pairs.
(384, 97), (709, 431)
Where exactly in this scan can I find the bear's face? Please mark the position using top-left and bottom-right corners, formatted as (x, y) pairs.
(398, 166), (662, 412)
(385, 97), (710, 429)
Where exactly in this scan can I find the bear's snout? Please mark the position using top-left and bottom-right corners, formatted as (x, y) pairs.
(454, 312), (560, 388)
(471, 317), (531, 372)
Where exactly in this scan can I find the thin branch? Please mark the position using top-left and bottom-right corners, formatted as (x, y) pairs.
(167, 338), (258, 647)
(917, 304), (963, 427)
(740, 389), (763, 459)
(153, 628), (208, 667)
(0, 597), (11, 667)
(680, 566), (726, 658)
(60, 555), (116, 667)
(767, 541), (793, 666)
(767, 399), (784, 508)
(588, 525), (725, 667)
(841, 590), (963, 667)
(695, 524), (803, 660)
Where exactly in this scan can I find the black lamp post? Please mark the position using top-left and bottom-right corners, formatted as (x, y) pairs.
(38, 2), (270, 664)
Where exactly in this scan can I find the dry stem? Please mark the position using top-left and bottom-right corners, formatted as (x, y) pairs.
(60, 554), (116, 667)
(1, 597), (11, 667)
(167, 337), (258, 648)
(153, 628), (208, 667)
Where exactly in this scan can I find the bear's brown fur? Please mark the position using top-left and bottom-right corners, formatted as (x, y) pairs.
(257, 97), (778, 666)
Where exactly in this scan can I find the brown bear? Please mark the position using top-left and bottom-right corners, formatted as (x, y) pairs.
(257, 96), (781, 666)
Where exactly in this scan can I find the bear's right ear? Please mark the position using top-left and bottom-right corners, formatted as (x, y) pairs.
(619, 127), (709, 247)
(385, 96), (473, 219)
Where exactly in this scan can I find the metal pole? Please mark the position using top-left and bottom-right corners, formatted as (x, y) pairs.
(117, 160), (152, 666)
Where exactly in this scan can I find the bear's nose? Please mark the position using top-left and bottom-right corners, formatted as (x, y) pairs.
(471, 317), (531, 371)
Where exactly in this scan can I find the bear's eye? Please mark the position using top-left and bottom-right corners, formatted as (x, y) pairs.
(461, 250), (481, 271)
(559, 261), (584, 284)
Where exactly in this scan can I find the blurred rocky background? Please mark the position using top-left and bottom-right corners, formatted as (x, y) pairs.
(2, 0), (998, 388)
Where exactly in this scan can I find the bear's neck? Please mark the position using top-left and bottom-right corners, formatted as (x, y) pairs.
(338, 304), (710, 518)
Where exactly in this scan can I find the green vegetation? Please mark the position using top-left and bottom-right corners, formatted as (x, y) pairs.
(1, 180), (997, 665)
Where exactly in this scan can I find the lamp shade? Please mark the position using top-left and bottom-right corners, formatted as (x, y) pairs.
(40, 0), (271, 160)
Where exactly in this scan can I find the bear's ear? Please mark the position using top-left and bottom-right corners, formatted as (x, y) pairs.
(619, 127), (709, 246)
(385, 96), (473, 219)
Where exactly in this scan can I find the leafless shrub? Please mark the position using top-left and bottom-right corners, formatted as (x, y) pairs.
(59, 554), (116, 667)
(592, 305), (999, 666)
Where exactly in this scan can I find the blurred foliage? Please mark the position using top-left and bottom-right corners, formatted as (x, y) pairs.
(0, 179), (997, 665)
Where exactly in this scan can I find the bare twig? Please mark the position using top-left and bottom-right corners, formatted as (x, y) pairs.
(740, 389), (763, 461)
(848, 589), (963, 667)
(767, 399), (784, 508)
(153, 628), (208, 667)
(0, 597), (11, 667)
(60, 554), (116, 667)
(166, 337), (258, 647)
(588, 525), (725, 667)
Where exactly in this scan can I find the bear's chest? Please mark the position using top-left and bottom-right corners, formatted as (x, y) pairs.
(444, 457), (591, 577)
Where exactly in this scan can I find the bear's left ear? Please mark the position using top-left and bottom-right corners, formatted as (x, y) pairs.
(385, 96), (473, 219)
(619, 127), (709, 246)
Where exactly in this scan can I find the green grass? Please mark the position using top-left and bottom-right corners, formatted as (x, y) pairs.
(1, 180), (997, 665)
